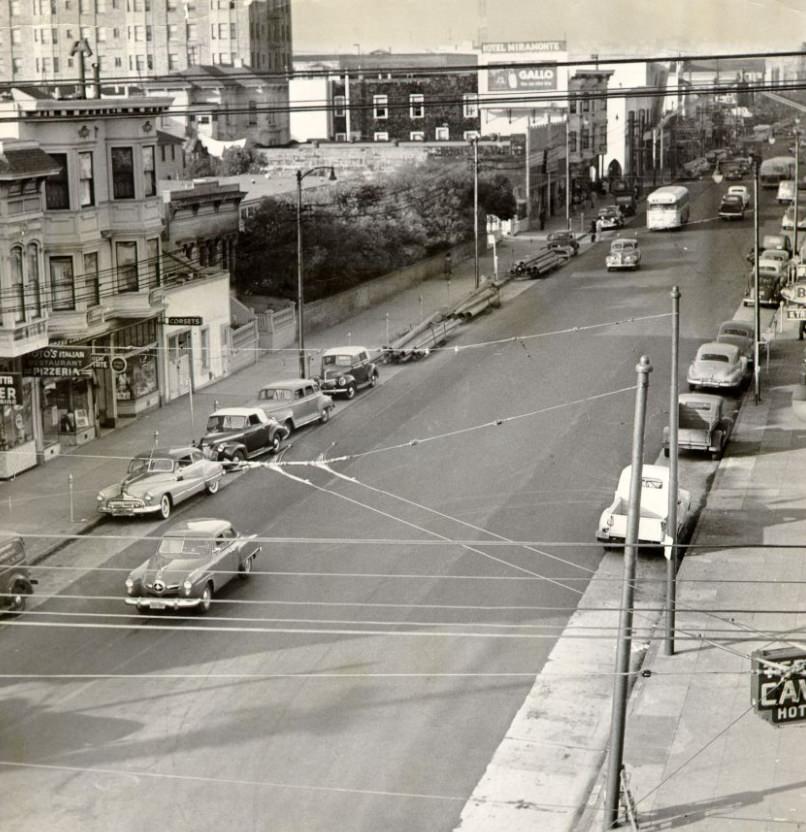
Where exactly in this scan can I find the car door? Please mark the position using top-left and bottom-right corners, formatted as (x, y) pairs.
(213, 527), (239, 588)
(245, 413), (266, 454)
(298, 385), (319, 425)
(176, 449), (207, 499)
(356, 351), (370, 385)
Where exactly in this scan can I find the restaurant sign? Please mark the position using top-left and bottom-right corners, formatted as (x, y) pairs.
(752, 647), (806, 725)
(22, 346), (108, 377)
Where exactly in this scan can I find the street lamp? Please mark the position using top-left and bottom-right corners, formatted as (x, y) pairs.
(470, 136), (480, 289)
(296, 165), (337, 378)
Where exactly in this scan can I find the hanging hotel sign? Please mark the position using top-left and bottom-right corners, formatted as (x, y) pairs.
(780, 281), (806, 306)
(0, 373), (22, 404)
(751, 647), (806, 725)
(22, 346), (108, 377)
(487, 64), (558, 92)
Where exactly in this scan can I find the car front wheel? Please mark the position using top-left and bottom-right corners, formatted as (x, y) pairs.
(206, 478), (220, 495)
(369, 373), (378, 388)
(238, 557), (253, 579)
(345, 384), (356, 399)
(320, 408), (330, 424)
(159, 494), (172, 520)
(198, 584), (213, 614)
(269, 434), (281, 454)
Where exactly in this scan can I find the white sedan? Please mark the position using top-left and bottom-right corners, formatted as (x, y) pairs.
(727, 185), (751, 209)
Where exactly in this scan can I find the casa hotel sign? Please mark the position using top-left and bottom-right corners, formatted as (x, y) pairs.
(752, 647), (806, 726)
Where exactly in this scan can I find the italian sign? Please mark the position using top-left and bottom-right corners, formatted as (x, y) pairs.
(22, 347), (108, 377)
(751, 647), (806, 725)
(167, 316), (203, 327)
(488, 64), (557, 92)
(0, 373), (22, 405)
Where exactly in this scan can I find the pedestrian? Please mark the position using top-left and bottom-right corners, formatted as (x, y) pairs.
(596, 218), (604, 238)
(589, 218), (597, 242)
(443, 252), (452, 280)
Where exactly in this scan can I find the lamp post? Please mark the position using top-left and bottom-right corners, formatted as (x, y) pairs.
(565, 113), (571, 229)
(471, 136), (480, 289)
(794, 118), (801, 263)
(296, 165), (336, 378)
(753, 153), (761, 403)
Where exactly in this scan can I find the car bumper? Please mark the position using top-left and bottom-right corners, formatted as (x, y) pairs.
(606, 260), (638, 269)
(99, 503), (160, 517)
(321, 383), (352, 395)
(125, 595), (202, 610)
(688, 377), (743, 388)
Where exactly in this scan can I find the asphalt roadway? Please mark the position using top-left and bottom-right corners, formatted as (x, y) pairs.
(0, 179), (783, 831)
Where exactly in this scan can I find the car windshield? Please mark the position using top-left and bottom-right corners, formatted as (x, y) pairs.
(206, 414), (247, 431)
(258, 387), (292, 401)
(323, 354), (353, 367)
(127, 456), (174, 475)
(611, 242), (635, 252)
(722, 328), (747, 337)
(700, 353), (730, 363)
(158, 536), (212, 557)
(680, 403), (716, 429)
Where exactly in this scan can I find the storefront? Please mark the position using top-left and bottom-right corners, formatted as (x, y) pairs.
(0, 365), (37, 479)
(113, 318), (160, 418)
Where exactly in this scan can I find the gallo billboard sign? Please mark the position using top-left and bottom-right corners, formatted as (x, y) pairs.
(488, 64), (558, 92)
(752, 647), (806, 725)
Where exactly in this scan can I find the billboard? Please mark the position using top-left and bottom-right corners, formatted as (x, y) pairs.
(487, 64), (558, 92)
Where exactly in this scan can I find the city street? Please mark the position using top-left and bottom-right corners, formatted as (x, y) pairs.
(0, 179), (784, 831)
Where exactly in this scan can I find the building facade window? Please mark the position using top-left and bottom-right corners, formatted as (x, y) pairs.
(50, 256), (75, 311)
(410, 131), (424, 141)
(46, 153), (70, 209)
(200, 326), (210, 370)
(116, 241), (138, 292)
(83, 252), (100, 306)
(79, 151), (94, 207)
(435, 126), (450, 141)
(373, 132), (389, 142)
(463, 130), (480, 140)
(27, 243), (41, 318)
(373, 95), (388, 119)
(146, 237), (160, 286)
(462, 93), (478, 118)
(168, 53), (179, 69)
(11, 246), (25, 323)
(143, 146), (156, 196)
(409, 93), (424, 119)
(111, 147), (135, 199)
(167, 23), (178, 40)
(248, 100), (257, 125)
(333, 94), (346, 117)
(569, 130), (577, 153)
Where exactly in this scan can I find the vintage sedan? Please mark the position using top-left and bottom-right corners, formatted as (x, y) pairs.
(605, 238), (641, 271)
(199, 407), (288, 463)
(727, 185), (751, 208)
(253, 378), (334, 431)
(597, 205), (624, 230)
(124, 518), (261, 614)
(716, 319), (754, 364)
(663, 393), (734, 459)
(0, 535), (36, 613)
(319, 346), (380, 399)
(546, 230), (579, 256)
(687, 342), (750, 392)
(97, 447), (224, 520)
(759, 248), (791, 271)
(718, 194), (745, 220)
(743, 267), (784, 308)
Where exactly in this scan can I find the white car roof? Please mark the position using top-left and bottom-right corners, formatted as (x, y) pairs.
(260, 379), (313, 388)
(209, 407), (261, 417)
(322, 346), (367, 357)
(696, 342), (740, 359)
(165, 518), (231, 538)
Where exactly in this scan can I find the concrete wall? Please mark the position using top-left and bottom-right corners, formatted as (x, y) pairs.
(303, 240), (478, 334)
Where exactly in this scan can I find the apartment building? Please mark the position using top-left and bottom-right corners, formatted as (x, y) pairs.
(0, 0), (291, 83)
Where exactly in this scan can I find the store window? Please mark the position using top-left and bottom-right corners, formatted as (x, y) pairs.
(26, 243), (42, 318)
(200, 326), (210, 371)
(111, 147), (135, 199)
(116, 241), (138, 292)
(11, 246), (24, 323)
(0, 379), (34, 453)
(50, 256), (75, 311)
(41, 376), (92, 442)
(114, 319), (158, 403)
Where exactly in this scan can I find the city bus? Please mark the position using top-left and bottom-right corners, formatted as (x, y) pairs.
(760, 156), (795, 189)
(647, 186), (690, 230)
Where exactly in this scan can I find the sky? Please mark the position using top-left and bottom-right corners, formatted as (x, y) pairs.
(292, 0), (806, 58)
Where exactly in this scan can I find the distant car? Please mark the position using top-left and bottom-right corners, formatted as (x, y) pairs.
(762, 233), (794, 256)
(718, 194), (745, 220)
(97, 447), (225, 520)
(252, 378), (335, 432)
(546, 230), (579, 256)
(605, 237), (641, 271)
(663, 393), (734, 460)
(0, 535), (36, 613)
(727, 185), (751, 208)
(743, 267), (784, 308)
(687, 342), (750, 392)
(596, 464), (691, 548)
(318, 347), (380, 399)
(716, 320), (754, 364)
(597, 205), (624, 230)
(199, 407), (288, 464)
(758, 249), (790, 272)
(124, 518), (261, 614)
(782, 205), (806, 231)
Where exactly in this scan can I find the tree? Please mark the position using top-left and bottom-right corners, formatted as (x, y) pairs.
(182, 153), (219, 179)
(220, 146), (263, 176)
(478, 173), (517, 220)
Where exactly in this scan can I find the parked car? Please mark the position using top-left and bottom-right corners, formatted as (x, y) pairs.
(663, 393), (734, 460)
(762, 233), (794, 256)
(727, 185), (751, 208)
(0, 535), (36, 612)
(124, 518), (261, 614)
(605, 237), (641, 270)
(318, 347), (380, 399)
(719, 194), (745, 220)
(716, 319), (754, 364)
(97, 447), (225, 520)
(596, 464), (691, 548)
(687, 342), (751, 391)
(782, 205), (806, 231)
(546, 230), (579, 256)
(597, 205), (624, 230)
(252, 378), (334, 432)
(743, 267), (784, 308)
(199, 407), (288, 464)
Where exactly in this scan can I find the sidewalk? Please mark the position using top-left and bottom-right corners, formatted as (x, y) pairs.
(0, 229), (551, 562)
(578, 319), (806, 830)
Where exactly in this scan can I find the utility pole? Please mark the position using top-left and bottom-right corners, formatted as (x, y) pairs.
(603, 355), (653, 830)
(665, 287), (680, 656)
(753, 155), (761, 403)
(472, 136), (480, 289)
(565, 113), (571, 229)
(794, 119), (800, 263)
